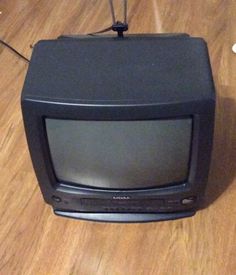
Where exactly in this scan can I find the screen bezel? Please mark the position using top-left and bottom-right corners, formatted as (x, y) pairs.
(22, 99), (215, 202)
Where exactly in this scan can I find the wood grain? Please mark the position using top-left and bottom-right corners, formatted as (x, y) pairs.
(0, 1), (236, 274)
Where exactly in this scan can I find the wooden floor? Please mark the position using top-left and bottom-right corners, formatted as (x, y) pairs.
(0, 1), (235, 274)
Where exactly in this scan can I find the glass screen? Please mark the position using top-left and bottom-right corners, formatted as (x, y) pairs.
(46, 118), (192, 189)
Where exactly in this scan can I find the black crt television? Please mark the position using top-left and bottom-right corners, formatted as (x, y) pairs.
(21, 34), (215, 222)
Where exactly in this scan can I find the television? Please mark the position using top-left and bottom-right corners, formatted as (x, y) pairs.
(21, 34), (215, 222)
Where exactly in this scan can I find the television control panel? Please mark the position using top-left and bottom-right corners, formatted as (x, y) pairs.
(52, 196), (197, 213)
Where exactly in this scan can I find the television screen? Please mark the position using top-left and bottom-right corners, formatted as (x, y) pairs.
(46, 118), (192, 189)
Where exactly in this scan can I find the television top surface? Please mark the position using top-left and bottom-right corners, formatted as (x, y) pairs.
(22, 34), (215, 105)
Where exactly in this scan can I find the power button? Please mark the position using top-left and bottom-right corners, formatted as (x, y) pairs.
(52, 195), (61, 203)
(181, 197), (196, 205)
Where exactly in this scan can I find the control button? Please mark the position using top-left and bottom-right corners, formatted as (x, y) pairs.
(167, 199), (180, 205)
(159, 206), (173, 210)
(52, 196), (62, 202)
(181, 197), (196, 205)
